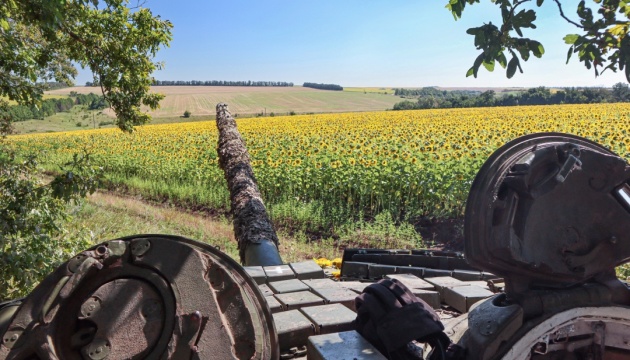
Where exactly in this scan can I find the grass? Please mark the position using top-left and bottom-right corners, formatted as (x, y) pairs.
(12, 105), (114, 134)
(69, 191), (240, 258)
(46, 86), (403, 118)
(66, 191), (422, 264)
(344, 87), (395, 95)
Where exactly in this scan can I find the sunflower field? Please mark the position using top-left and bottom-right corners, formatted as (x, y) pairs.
(6, 103), (630, 232)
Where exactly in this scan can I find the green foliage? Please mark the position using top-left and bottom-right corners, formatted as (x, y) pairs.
(343, 212), (424, 249)
(183, 110), (191, 118)
(0, 147), (101, 299)
(393, 85), (628, 111)
(617, 262), (630, 279)
(1, 0), (172, 131)
(613, 81), (630, 100)
(0, 0), (172, 298)
(447, 0), (630, 82)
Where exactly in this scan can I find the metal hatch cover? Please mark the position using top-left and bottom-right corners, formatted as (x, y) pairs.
(0, 234), (278, 359)
(465, 133), (630, 291)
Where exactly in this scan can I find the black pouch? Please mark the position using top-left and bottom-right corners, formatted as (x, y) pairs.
(353, 278), (465, 360)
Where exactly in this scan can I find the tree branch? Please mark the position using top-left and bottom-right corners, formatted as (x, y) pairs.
(553, 0), (584, 29)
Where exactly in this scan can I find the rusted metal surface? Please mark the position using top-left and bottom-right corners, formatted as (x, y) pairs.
(451, 133), (630, 359)
(465, 133), (630, 293)
(216, 103), (283, 266)
(0, 235), (278, 359)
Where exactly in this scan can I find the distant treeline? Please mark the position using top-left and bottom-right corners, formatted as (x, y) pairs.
(303, 82), (343, 91)
(42, 81), (72, 90)
(3, 93), (107, 122)
(86, 80), (294, 87)
(393, 84), (630, 110)
(394, 87), (480, 97)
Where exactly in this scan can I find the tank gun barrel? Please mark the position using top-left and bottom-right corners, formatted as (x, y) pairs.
(215, 103), (283, 266)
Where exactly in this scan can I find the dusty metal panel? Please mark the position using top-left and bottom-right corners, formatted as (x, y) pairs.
(368, 264), (397, 279)
(244, 266), (267, 285)
(273, 310), (316, 351)
(452, 269), (483, 281)
(424, 276), (470, 301)
(307, 330), (387, 360)
(300, 304), (357, 334)
(340, 262), (371, 279)
(267, 279), (310, 294)
(338, 281), (370, 294)
(311, 288), (359, 311)
(443, 285), (494, 313)
(352, 254), (440, 268)
(385, 274), (435, 290)
(447, 257), (478, 271)
(423, 268), (454, 278)
(258, 284), (274, 297)
(289, 260), (326, 280)
(302, 278), (340, 291)
(263, 264), (295, 281)
(412, 289), (441, 309)
(265, 296), (283, 314)
(275, 291), (325, 310)
(396, 266), (425, 278)
(463, 280), (491, 291)
(341, 248), (391, 263)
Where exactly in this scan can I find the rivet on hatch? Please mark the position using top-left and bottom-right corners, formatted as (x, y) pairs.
(68, 253), (89, 273)
(2, 330), (23, 349)
(130, 239), (151, 257)
(80, 297), (102, 319)
(82, 338), (111, 360)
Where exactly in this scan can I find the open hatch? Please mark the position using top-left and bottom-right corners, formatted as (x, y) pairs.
(457, 133), (630, 360)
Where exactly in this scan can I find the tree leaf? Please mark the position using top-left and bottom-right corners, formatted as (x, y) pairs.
(564, 34), (580, 44)
(497, 52), (507, 68)
(507, 57), (518, 78)
(483, 59), (495, 72)
(537, 0), (544, 6)
(530, 41), (545, 58)
(472, 53), (484, 76)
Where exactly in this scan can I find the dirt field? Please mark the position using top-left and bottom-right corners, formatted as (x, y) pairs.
(47, 86), (403, 117)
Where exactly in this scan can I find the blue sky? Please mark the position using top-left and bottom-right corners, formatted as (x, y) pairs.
(76, 1), (627, 87)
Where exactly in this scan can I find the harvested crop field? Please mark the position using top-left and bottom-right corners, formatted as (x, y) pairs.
(47, 86), (403, 117)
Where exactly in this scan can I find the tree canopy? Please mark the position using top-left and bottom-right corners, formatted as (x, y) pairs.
(0, 0), (172, 132)
(448, 0), (630, 82)
(0, 0), (172, 298)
